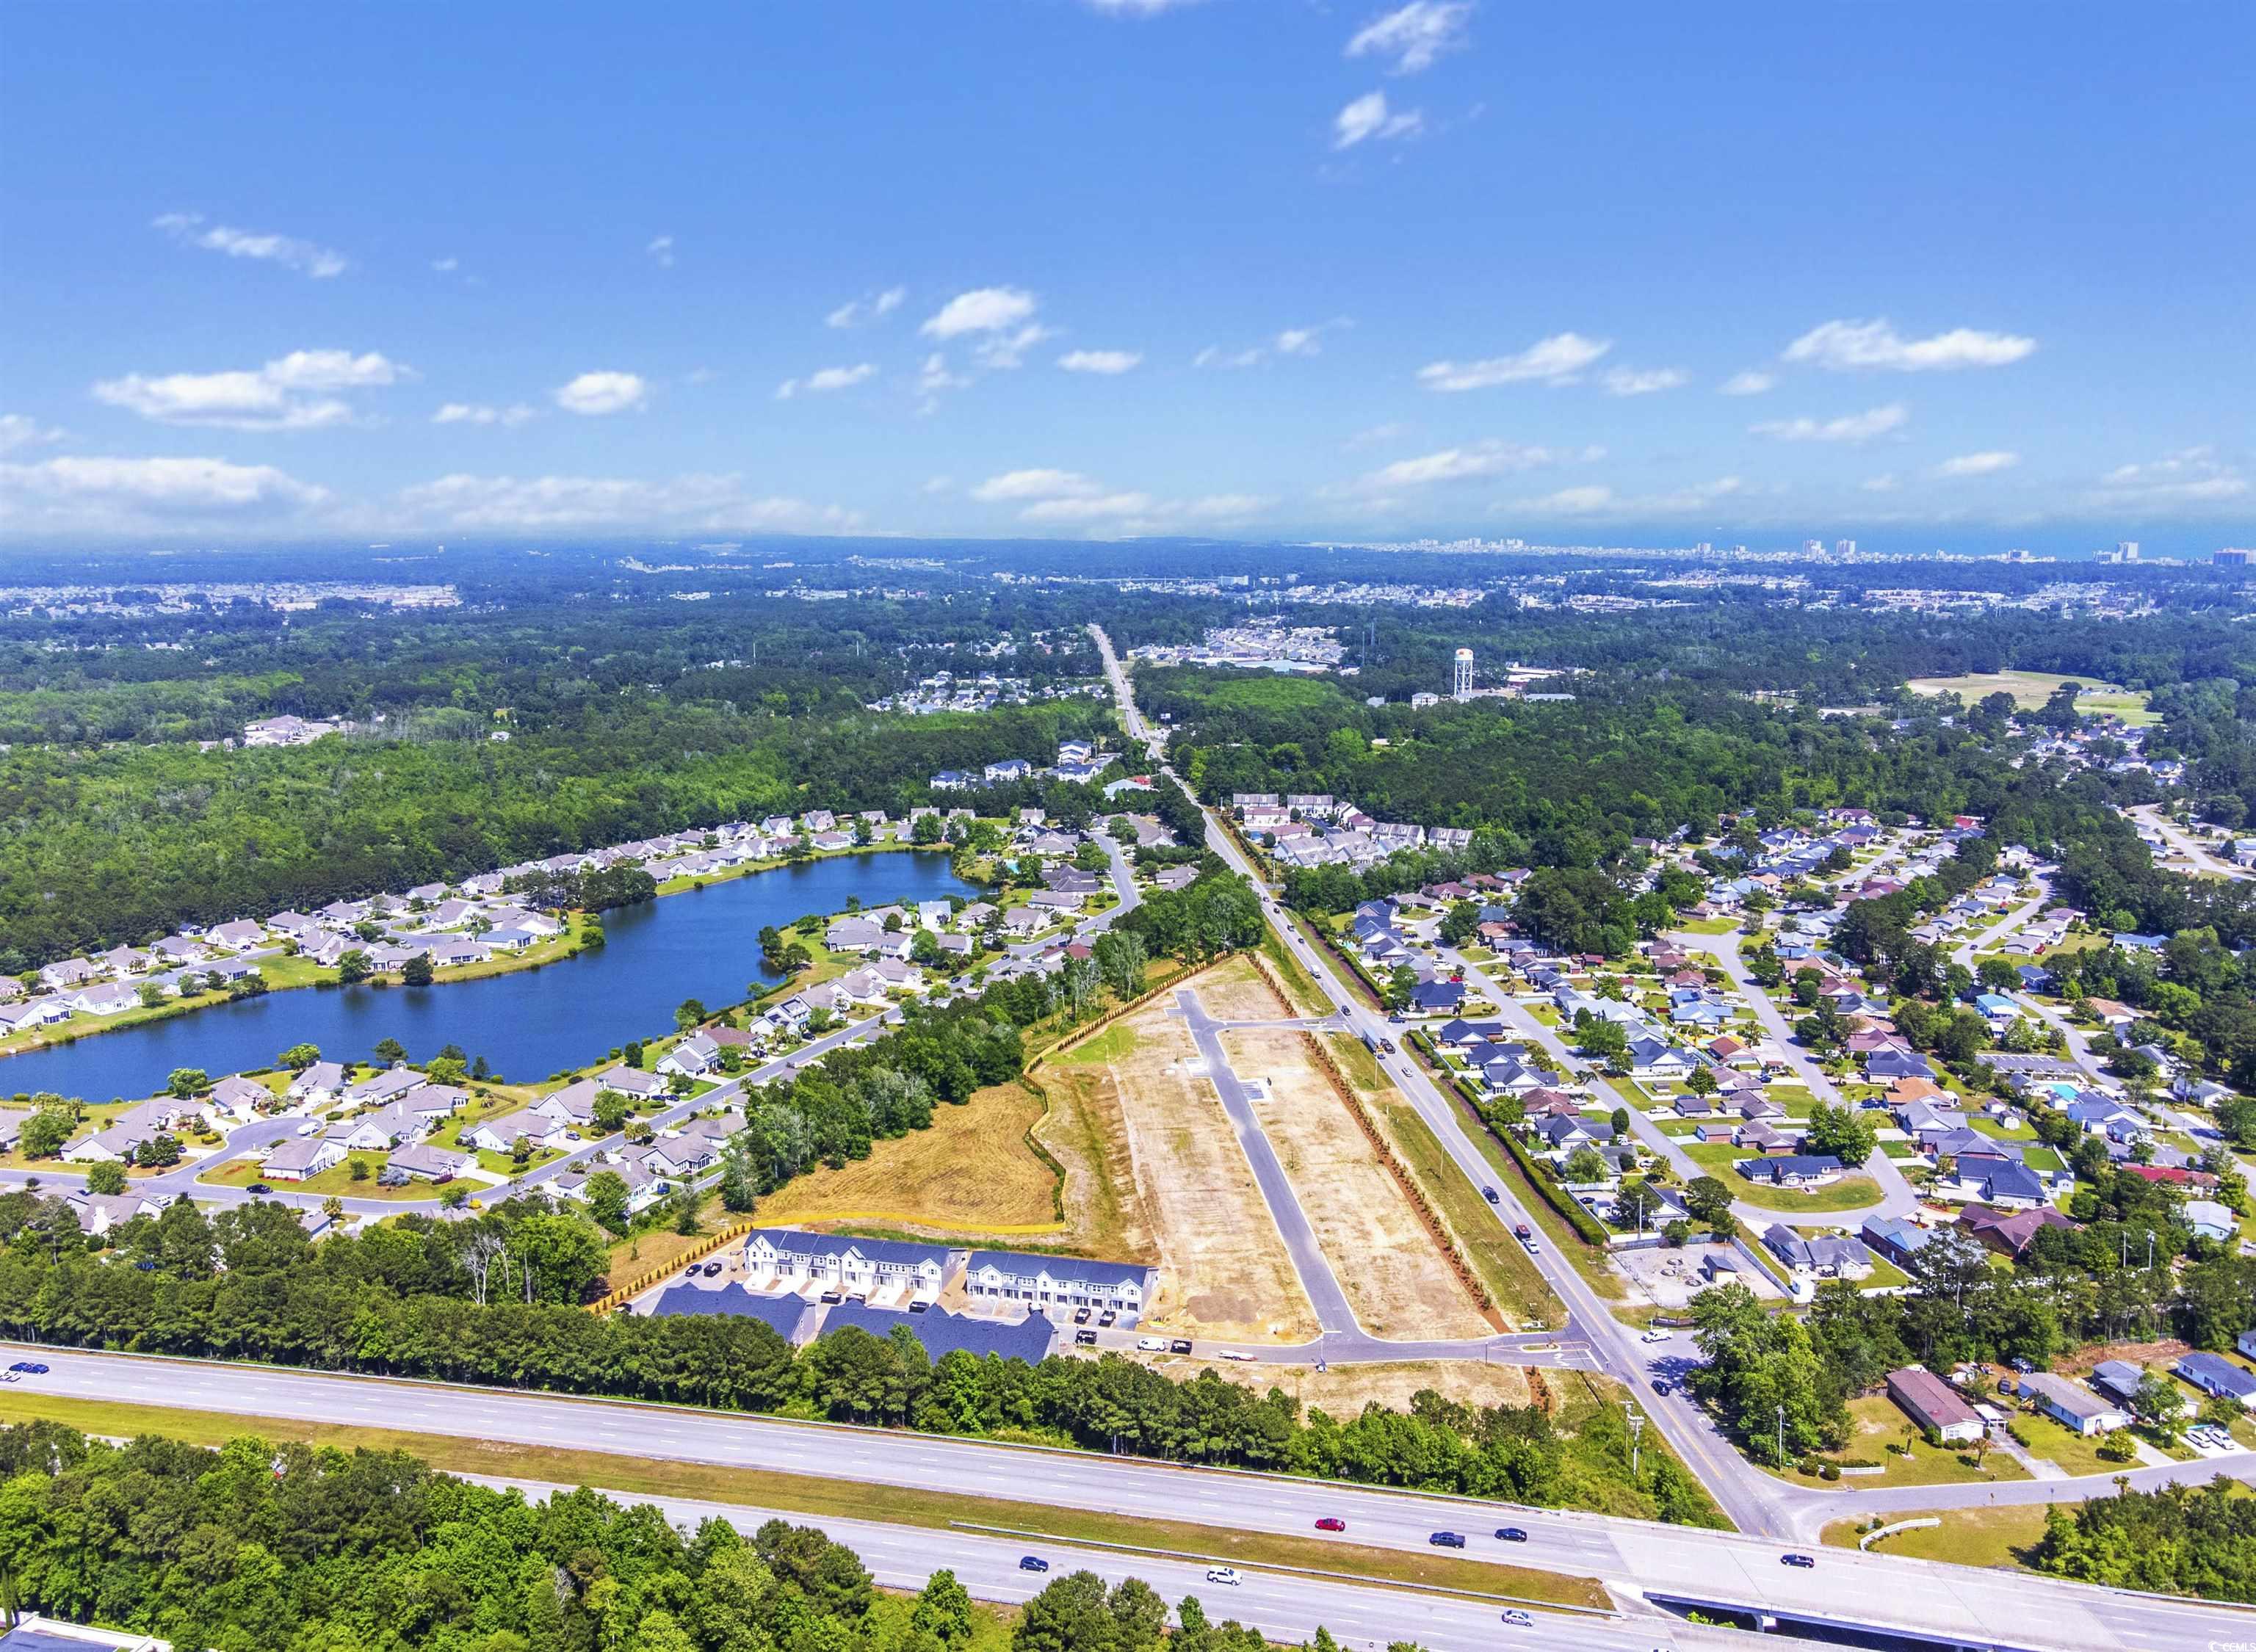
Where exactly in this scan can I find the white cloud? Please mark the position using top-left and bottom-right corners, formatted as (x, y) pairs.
(394, 472), (859, 532)
(1862, 473), (1901, 493)
(1718, 370), (1774, 396)
(0, 415), (65, 454)
(777, 363), (878, 399)
(1750, 403), (1908, 443)
(917, 353), (969, 396)
(1058, 349), (1143, 374)
(646, 234), (676, 269)
(1081, 0), (1201, 12)
(1416, 332), (1610, 391)
(1334, 90), (1422, 148)
(93, 349), (411, 430)
(153, 212), (347, 278)
(1520, 485), (1618, 515)
(1275, 327), (1322, 358)
(1511, 474), (1746, 517)
(921, 287), (1039, 339)
(1361, 439), (1599, 488)
(922, 476), (955, 496)
(1345, 1), (1472, 73)
(1345, 421), (1406, 449)
(1019, 490), (1157, 524)
(1784, 318), (2036, 372)
(972, 469), (1104, 503)
(0, 454), (330, 529)
(1194, 345), (1268, 369)
(826, 286), (907, 328)
(972, 323), (1056, 371)
(1602, 366), (1688, 396)
(1936, 450), (2019, 477)
(433, 402), (536, 427)
(553, 371), (648, 416)
(2094, 446), (2249, 505)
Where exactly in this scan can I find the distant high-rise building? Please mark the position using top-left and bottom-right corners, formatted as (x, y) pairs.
(1803, 539), (1826, 555)
(1452, 647), (1474, 701)
(2216, 548), (2252, 568)
(2118, 540), (2141, 561)
(1835, 538), (1857, 555)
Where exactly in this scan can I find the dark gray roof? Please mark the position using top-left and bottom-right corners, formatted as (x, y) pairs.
(648, 1283), (813, 1339)
(966, 1248), (1152, 1289)
(819, 1301), (1056, 1363)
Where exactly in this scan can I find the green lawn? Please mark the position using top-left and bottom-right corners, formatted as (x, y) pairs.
(1785, 1395), (2029, 1489)
(2012, 1410), (2129, 1478)
(197, 1151), (437, 1200)
(1682, 1143), (1883, 1211)
(1823, 1505), (2050, 1571)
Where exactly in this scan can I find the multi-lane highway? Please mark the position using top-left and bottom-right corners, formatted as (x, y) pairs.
(15, 1344), (2247, 1652)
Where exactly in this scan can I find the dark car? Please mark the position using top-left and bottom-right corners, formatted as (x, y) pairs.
(908, 1299), (930, 1313)
(1494, 1526), (1528, 1543)
(702, 1261), (723, 1277)
(1781, 1553), (1815, 1569)
(1652, 1379), (1673, 1396)
(1315, 1517), (1345, 1532)
(1428, 1531), (1467, 1548)
(1482, 1187), (1500, 1204)
(1019, 1556), (1049, 1573)
(10, 1363), (48, 1375)
(247, 1183), (272, 1195)
(1169, 1338), (1193, 1354)
(1074, 1307), (1091, 1324)
(1074, 1329), (1099, 1346)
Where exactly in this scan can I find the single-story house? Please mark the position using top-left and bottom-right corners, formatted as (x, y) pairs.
(1887, 1366), (1985, 1445)
(466, 1109), (570, 1155)
(2020, 1372), (2130, 1435)
(2175, 1352), (2256, 1410)
(263, 1136), (347, 1182)
(1736, 1153), (1843, 1187)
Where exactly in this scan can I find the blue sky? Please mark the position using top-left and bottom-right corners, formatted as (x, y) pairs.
(4, 1), (2251, 551)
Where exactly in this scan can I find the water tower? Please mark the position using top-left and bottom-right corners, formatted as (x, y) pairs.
(1452, 647), (1474, 701)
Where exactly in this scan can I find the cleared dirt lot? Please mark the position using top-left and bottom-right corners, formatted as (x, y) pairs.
(1223, 1024), (1494, 1341)
(1065, 994), (1319, 1342)
(1124, 1358), (1536, 1416)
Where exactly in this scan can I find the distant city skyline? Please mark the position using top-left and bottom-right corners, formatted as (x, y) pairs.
(3, 2), (2250, 547)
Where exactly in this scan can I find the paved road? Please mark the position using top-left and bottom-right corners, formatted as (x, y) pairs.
(2129, 804), (2251, 882)
(15, 1344), (2245, 1652)
(469, 1471), (1752, 1652)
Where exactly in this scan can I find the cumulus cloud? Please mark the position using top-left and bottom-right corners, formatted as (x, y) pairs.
(972, 323), (1056, 371)
(1602, 366), (1688, 396)
(153, 212), (348, 278)
(1359, 439), (1599, 488)
(1194, 345), (1268, 369)
(776, 363), (878, 399)
(430, 256), (460, 273)
(825, 286), (905, 328)
(2094, 446), (2249, 505)
(921, 287), (1039, 340)
(1058, 349), (1143, 374)
(1936, 450), (2019, 477)
(93, 349), (411, 430)
(1749, 403), (1907, 443)
(553, 372), (648, 416)
(0, 415), (66, 454)
(1718, 370), (1775, 396)
(0, 454), (330, 529)
(433, 402), (535, 427)
(1512, 475), (1746, 517)
(1416, 332), (1610, 391)
(1862, 474), (1901, 493)
(394, 472), (860, 532)
(1784, 318), (2036, 372)
(1345, 1), (1472, 73)
(1334, 90), (1422, 148)
(646, 234), (676, 269)
(972, 469), (1104, 503)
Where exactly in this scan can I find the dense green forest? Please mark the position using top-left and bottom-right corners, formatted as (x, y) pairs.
(2033, 1478), (2256, 1601)
(0, 1420), (1306, 1652)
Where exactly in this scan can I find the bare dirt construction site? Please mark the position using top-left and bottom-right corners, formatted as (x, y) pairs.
(1056, 980), (1320, 1344)
(1221, 1018), (1495, 1341)
(1131, 1358), (1536, 1416)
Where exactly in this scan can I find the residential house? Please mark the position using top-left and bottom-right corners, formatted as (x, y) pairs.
(466, 1109), (570, 1155)
(599, 1065), (668, 1101)
(1886, 1366), (1985, 1444)
(1735, 1153), (1843, 1187)
(2176, 1352), (2256, 1409)
(2020, 1372), (2129, 1435)
(1957, 1203), (2075, 1260)
(1762, 1225), (1873, 1282)
(1862, 1214), (1932, 1269)
(745, 1228), (960, 1303)
(2183, 1200), (2238, 1242)
(262, 1136), (347, 1182)
(286, 1061), (348, 1106)
(658, 1033), (721, 1079)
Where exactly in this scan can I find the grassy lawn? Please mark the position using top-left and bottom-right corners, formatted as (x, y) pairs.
(1906, 670), (2154, 725)
(195, 1153), (438, 1200)
(2012, 1410), (2128, 1477)
(1822, 1504), (2050, 1570)
(1860, 1255), (1910, 1291)
(1677, 916), (1742, 936)
(1258, 926), (1332, 1017)
(1789, 1396), (2028, 1488)
(1682, 1143), (1883, 1211)
(0, 1390), (1610, 1612)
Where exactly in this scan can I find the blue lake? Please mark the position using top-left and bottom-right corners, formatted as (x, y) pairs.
(1, 852), (979, 1103)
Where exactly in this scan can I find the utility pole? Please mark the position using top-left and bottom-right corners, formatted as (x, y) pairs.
(1776, 1402), (1786, 1468)
(1629, 1407), (1646, 1480)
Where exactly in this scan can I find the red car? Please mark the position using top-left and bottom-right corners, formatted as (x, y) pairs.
(1315, 1517), (1346, 1533)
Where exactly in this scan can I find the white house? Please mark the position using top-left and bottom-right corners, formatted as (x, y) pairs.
(744, 1228), (960, 1304)
(962, 1249), (1153, 1318)
(263, 1136), (347, 1182)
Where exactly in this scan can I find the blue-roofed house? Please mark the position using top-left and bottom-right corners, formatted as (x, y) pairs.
(2112, 932), (2169, 952)
(1862, 1214), (1932, 1268)
(819, 1300), (1057, 1364)
(2016, 963), (2055, 992)
(647, 1283), (817, 1339)
(964, 1249), (1154, 1319)
(1737, 1153), (1843, 1187)
(1973, 993), (2022, 1026)
(1408, 979), (1466, 1017)
(1865, 1048), (1935, 1083)
(2175, 1352), (2256, 1408)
